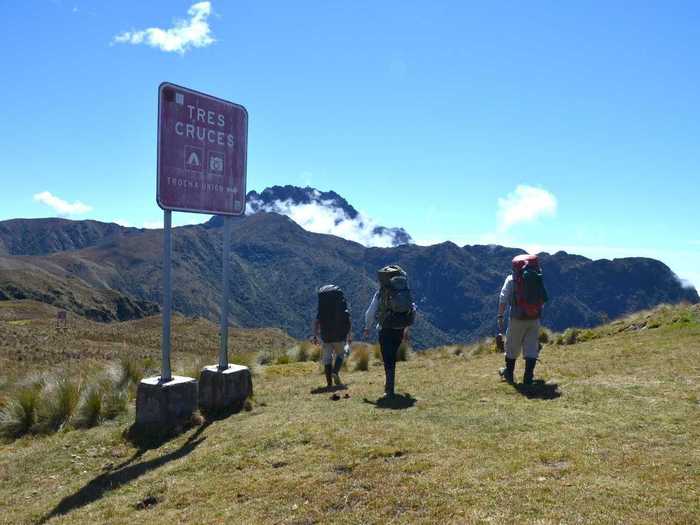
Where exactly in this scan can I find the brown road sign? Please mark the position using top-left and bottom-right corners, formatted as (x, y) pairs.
(157, 82), (248, 216)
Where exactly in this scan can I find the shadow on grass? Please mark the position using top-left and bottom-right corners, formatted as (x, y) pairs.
(512, 380), (561, 400)
(363, 393), (416, 410)
(310, 385), (348, 394)
(200, 399), (250, 421)
(39, 423), (208, 523)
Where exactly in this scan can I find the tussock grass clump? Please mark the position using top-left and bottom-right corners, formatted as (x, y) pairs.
(309, 344), (321, 362)
(275, 355), (291, 365)
(0, 385), (41, 439)
(472, 338), (496, 356)
(75, 384), (103, 428)
(539, 328), (552, 344)
(256, 350), (273, 365)
(562, 328), (580, 345)
(181, 357), (206, 380)
(230, 353), (252, 368)
(101, 387), (128, 420)
(37, 376), (82, 432)
(352, 346), (370, 371)
(74, 374), (129, 428)
(449, 345), (467, 357)
(118, 356), (144, 388)
(372, 344), (382, 361)
(296, 341), (314, 362)
(1, 370), (130, 440)
(397, 343), (411, 362)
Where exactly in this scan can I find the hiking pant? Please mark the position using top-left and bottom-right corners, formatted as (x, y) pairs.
(321, 341), (345, 373)
(505, 318), (540, 360)
(379, 328), (404, 394)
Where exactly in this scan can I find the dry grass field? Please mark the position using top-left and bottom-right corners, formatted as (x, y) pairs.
(1, 301), (699, 524)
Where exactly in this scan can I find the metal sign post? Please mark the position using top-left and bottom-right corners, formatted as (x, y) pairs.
(219, 215), (232, 369)
(161, 209), (173, 382)
(135, 81), (250, 423)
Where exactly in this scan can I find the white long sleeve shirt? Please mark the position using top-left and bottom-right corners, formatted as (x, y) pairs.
(499, 274), (514, 310)
(364, 291), (380, 331)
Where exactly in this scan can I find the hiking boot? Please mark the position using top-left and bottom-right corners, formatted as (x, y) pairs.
(499, 357), (516, 383)
(523, 358), (537, 385)
(324, 364), (333, 387)
(332, 372), (342, 386)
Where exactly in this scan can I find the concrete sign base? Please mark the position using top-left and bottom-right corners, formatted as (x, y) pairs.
(198, 364), (252, 413)
(135, 375), (198, 428)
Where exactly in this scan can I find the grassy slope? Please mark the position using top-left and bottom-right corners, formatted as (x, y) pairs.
(0, 301), (295, 400)
(0, 304), (699, 524)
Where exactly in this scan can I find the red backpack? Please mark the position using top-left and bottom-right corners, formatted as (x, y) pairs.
(512, 254), (548, 319)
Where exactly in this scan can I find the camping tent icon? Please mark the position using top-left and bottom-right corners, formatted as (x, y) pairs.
(187, 151), (200, 167)
(184, 146), (204, 171)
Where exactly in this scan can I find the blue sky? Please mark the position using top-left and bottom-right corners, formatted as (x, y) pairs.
(1, 1), (699, 288)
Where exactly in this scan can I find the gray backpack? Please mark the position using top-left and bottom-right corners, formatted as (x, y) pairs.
(377, 265), (416, 329)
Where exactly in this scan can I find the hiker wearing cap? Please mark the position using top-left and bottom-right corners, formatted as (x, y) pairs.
(363, 265), (416, 397)
(313, 284), (352, 388)
(497, 254), (548, 385)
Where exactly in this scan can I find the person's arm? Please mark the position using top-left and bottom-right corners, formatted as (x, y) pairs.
(363, 291), (379, 339)
(497, 276), (512, 334)
(346, 317), (353, 344)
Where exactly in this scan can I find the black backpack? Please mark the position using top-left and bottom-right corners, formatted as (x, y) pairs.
(317, 284), (351, 342)
(377, 265), (416, 329)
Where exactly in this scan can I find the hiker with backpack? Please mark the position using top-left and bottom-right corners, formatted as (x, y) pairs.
(362, 265), (416, 398)
(313, 284), (352, 388)
(497, 254), (548, 385)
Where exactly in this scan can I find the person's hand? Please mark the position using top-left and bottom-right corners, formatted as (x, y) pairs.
(347, 332), (353, 344)
(312, 335), (319, 345)
(362, 328), (369, 340)
(495, 333), (504, 352)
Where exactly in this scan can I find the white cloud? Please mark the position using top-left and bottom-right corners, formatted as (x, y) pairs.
(497, 185), (557, 232)
(113, 2), (214, 54)
(679, 272), (700, 291)
(33, 191), (92, 216)
(248, 196), (405, 247)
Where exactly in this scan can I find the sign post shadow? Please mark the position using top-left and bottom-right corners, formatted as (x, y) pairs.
(135, 82), (251, 430)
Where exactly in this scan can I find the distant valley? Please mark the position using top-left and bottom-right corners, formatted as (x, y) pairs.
(0, 186), (697, 349)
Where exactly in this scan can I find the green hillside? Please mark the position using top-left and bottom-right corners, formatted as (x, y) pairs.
(1, 303), (699, 524)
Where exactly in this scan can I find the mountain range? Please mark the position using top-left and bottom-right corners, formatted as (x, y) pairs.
(0, 186), (697, 348)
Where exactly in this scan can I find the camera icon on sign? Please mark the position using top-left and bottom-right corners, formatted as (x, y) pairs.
(208, 151), (225, 175)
